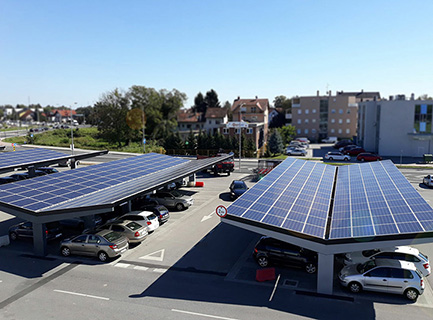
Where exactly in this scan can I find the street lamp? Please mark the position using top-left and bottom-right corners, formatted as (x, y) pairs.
(238, 103), (245, 170)
(71, 102), (77, 155)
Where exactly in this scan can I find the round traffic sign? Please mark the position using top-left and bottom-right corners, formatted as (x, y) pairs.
(216, 205), (227, 218)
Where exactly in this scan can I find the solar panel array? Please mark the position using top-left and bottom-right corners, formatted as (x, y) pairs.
(228, 158), (336, 238)
(0, 153), (189, 212)
(0, 149), (69, 169)
(329, 160), (433, 239)
(227, 158), (433, 240)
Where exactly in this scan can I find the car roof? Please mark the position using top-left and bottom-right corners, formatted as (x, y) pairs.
(374, 258), (417, 270)
(125, 210), (154, 217)
(394, 246), (419, 255)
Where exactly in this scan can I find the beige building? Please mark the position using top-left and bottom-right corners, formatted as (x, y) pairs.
(291, 90), (380, 142)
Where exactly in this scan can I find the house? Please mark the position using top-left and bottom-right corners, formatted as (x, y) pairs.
(358, 94), (433, 157)
(49, 109), (77, 123)
(176, 109), (205, 140)
(221, 97), (269, 154)
(204, 107), (228, 135)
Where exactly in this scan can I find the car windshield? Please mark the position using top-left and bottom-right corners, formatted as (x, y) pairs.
(233, 183), (246, 189)
(358, 260), (376, 274)
(126, 221), (142, 230)
(170, 190), (182, 197)
(147, 214), (158, 220)
(103, 231), (123, 242)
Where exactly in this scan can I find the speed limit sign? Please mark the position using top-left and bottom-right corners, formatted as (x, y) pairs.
(216, 205), (228, 218)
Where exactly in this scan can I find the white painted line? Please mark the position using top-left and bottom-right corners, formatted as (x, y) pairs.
(269, 274), (281, 302)
(114, 263), (130, 268)
(54, 289), (110, 301)
(172, 309), (238, 320)
(153, 268), (167, 273)
(139, 249), (165, 262)
(133, 266), (149, 271)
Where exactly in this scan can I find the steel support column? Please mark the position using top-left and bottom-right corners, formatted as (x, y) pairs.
(317, 253), (334, 294)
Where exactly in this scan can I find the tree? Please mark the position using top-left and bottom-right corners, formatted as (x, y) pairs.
(76, 106), (94, 124)
(192, 92), (207, 114)
(186, 130), (196, 150)
(269, 110), (286, 128)
(204, 89), (220, 108)
(277, 125), (296, 145)
(164, 132), (183, 150)
(273, 95), (292, 110)
(417, 94), (433, 100)
(245, 138), (256, 157)
(267, 129), (284, 156)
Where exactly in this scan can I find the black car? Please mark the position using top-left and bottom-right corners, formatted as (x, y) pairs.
(0, 177), (15, 185)
(253, 237), (318, 273)
(333, 139), (353, 149)
(229, 180), (248, 200)
(37, 167), (59, 174)
(9, 221), (63, 241)
(9, 173), (30, 181)
(140, 204), (170, 224)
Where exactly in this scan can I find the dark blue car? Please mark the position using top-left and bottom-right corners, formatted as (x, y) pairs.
(230, 180), (248, 200)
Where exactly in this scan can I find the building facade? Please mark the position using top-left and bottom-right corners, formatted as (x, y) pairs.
(358, 97), (433, 157)
(204, 107), (228, 135)
(291, 90), (380, 142)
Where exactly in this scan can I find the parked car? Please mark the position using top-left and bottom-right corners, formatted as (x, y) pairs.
(422, 174), (433, 187)
(99, 220), (148, 243)
(339, 259), (425, 301)
(286, 147), (308, 156)
(139, 204), (170, 224)
(344, 246), (431, 277)
(323, 152), (350, 161)
(322, 136), (338, 143)
(149, 190), (194, 210)
(60, 230), (129, 262)
(295, 137), (310, 144)
(33, 170), (48, 177)
(333, 139), (353, 149)
(60, 215), (103, 231)
(343, 147), (366, 156)
(9, 221), (63, 241)
(0, 177), (15, 185)
(229, 180), (248, 200)
(9, 173), (30, 181)
(339, 145), (357, 153)
(356, 153), (382, 162)
(36, 167), (59, 174)
(253, 237), (317, 273)
(117, 210), (160, 233)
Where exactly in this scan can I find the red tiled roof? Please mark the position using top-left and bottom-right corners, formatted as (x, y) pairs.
(205, 107), (227, 118)
(55, 109), (77, 117)
(177, 110), (201, 122)
(231, 98), (269, 112)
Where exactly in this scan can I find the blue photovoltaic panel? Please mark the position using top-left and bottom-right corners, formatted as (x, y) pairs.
(329, 160), (433, 239)
(0, 149), (70, 169)
(0, 153), (191, 212)
(228, 158), (336, 238)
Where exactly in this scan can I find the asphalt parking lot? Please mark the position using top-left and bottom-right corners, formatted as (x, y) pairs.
(2, 159), (433, 319)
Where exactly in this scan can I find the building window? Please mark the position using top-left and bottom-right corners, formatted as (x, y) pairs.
(338, 129), (342, 134)
(346, 129), (350, 134)
(208, 120), (212, 124)
(312, 109), (316, 113)
(347, 109), (351, 114)
(304, 129), (308, 134)
(339, 109), (343, 114)
(305, 109), (309, 114)
(312, 119), (316, 123)
(346, 119), (350, 123)
(298, 110), (302, 114)
(235, 128), (241, 134)
(331, 119), (335, 123)
(297, 119), (301, 124)
(331, 109), (336, 113)
(297, 129), (301, 134)
(305, 119), (309, 124)
(251, 107), (257, 113)
(216, 120), (220, 124)
(223, 128), (229, 134)
(247, 128), (253, 134)
(338, 119), (343, 124)
(414, 104), (433, 133)
(312, 129), (316, 134)
(187, 124), (191, 129)
(330, 129), (335, 133)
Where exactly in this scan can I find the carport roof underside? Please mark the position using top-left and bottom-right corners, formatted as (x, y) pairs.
(224, 158), (433, 246)
(0, 152), (232, 221)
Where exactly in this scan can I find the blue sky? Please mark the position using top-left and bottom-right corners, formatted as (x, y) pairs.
(1, 0), (432, 108)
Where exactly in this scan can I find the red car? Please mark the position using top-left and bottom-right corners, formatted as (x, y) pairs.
(357, 153), (382, 162)
(344, 147), (365, 156)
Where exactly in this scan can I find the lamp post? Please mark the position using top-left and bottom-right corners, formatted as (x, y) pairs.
(71, 102), (77, 155)
(238, 103), (245, 170)
(142, 106), (146, 154)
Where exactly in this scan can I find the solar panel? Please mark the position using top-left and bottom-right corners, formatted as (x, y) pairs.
(0, 149), (69, 169)
(228, 158), (336, 238)
(329, 160), (433, 239)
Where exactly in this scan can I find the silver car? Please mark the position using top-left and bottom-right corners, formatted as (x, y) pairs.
(99, 220), (148, 243)
(60, 230), (129, 262)
(423, 174), (433, 187)
(150, 190), (194, 210)
(339, 259), (425, 300)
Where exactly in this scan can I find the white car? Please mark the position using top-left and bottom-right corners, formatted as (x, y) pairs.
(117, 210), (160, 233)
(323, 152), (350, 161)
(423, 174), (433, 187)
(344, 246), (431, 277)
(322, 136), (338, 143)
(286, 147), (307, 156)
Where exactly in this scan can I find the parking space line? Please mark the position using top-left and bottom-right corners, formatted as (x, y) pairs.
(172, 309), (238, 320)
(269, 274), (280, 301)
(54, 289), (109, 301)
(114, 263), (130, 268)
(153, 268), (167, 273)
(133, 266), (149, 271)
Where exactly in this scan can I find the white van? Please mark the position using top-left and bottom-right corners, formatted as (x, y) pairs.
(322, 137), (338, 143)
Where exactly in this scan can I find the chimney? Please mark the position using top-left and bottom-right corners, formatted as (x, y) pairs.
(317, 90), (320, 97)
(389, 95), (393, 101)
(328, 90), (332, 96)
(255, 95), (258, 99)
(236, 96), (240, 100)
(411, 93), (415, 100)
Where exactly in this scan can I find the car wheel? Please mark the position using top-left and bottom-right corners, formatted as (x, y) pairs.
(98, 251), (109, 262)
(305, 263), (317, 274)
(176, 203), (185, 211)
(344, 158), (349, 161)
(227, 171), (230, 176)
(329, 157), (333, 161)
(257, 256), (269, 267)
(360, 158), (365, 162)
(405, 288), (419, 301)
(348, 282), (362, 293)
(61, 246), (71, 257)
(9, 232), (18, 241)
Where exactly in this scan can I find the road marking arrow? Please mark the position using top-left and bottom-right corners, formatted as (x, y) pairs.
(201, 213), (213, 222)
(139, 249), (165, 262)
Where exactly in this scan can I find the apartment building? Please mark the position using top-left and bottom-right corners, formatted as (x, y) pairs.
(291, 90), (380, 142)
(358, 95), (433, 157)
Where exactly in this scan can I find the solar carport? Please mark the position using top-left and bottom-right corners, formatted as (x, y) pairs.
(0, 152), (233, 256)
(222, 158), (433, 294)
